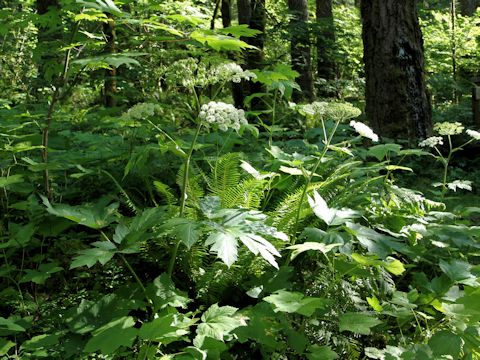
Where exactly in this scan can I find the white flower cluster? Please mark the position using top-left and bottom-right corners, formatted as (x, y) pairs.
(214, 63), (256, 83)
(418, 136), (443, 148)
(434, 121), (464, 136)
(164, 58), (209, 88)
(199, 101), (248, 132)
(466, 129), (480, 140)
(350, 121), (379, 142)
(123, 102), (162, 121)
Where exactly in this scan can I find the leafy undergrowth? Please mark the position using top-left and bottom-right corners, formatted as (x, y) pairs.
(1, 98), (479, 360)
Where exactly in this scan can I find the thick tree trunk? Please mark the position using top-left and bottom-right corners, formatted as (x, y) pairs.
(361, 0), (432, 141)
(316, 0), (336, 96)
(103, 13), (117, 107)
(459, 0), (479, 15)
(235, 0), (265, 108)
(221, 0), (232, 28)
(288, 0), (314, 102)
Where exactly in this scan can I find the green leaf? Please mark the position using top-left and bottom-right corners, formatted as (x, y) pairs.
(196, 304), (246, 341)
(162, 218), (201, 249)
(307, 345), (339, 360)
(84, 316), (137, 355)
(263, 290), (329, 316)
(339, 312), (382, 335)
(204, 231), (238, 267)
(70, 241), (117, 269)
(0, 339), (15, 356)
(439, 259), (478, 286)
(190, 30), (255, 51)
(308, 191), (359, 226)
(428, 331), (463, 359)
(77, 0), (122, 16)
(218, 24), (262, 38)
(148, 274), (191, 310)
(41, 195), (118, 229)
(20, 333), (61, 351)
(287, 242), (341, 260)
(0, 174), (24, 187)
(367, 296), (384, 312)
(384, 165), (413, 172)
(367, 144), (402, 161)
(139, 314), (189, 343)
(383, 258), (406, 276)
(0, 317), (26, 334)
(19, 262), (63, 284)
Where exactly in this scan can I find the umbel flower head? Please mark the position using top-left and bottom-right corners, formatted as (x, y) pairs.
(123, 102), (162, 121)
(434, 121), (464, 136)
(350, 121), (379, 142)
(418, 136), (443, 148)
(214, 63), (257, 83)
(199, 101), (248, 132)
(466, 129), (480, 140)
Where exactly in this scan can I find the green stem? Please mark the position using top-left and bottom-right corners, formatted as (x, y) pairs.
(100, 231), (151, 303)
(168, 122), (203, 277)
(291, 119), (341, 245)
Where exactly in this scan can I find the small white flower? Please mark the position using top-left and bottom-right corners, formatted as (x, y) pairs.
(198, 101), (248, 132)
(350, 121), (379, 142)
(466, 129), (480, 140)
(434, 121), (464, 136)
(214, 63), (257, 83)
(418, 136), (443, 148)
(123, 102), (161, 121)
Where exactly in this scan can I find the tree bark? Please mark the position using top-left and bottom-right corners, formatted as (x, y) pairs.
(221, 0), (232, 28)
(103, 13), (117, 107)
(316, 0), (336, 96)
(361, 0), (432, 141)
(288, 0), (314, 102)
(459, 0), (479, 15)
(235, 0), (265, 108)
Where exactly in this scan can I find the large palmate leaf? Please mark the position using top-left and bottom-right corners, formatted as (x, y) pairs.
(308, 191), (359, 226)
(161, 218), (202, 249)
(77, 0), (122, 16)
(196, 304), (246, 342)
(0, 174), (24, 187)
(84, 316), (137, 355)
(191, 30), (255, 51)
(70, 241), (117, 269)
(439, 259), (478, 286)
(339, 312), (382, 335)
(19, 262), (63, 284)
(138, 313), (191, 344)
(41, 196), (118, 229)
(263, 290), (329, 316)
(147, 274), (191, 310)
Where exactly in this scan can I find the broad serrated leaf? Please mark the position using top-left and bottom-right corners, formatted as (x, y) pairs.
(339, 312), (382, 335)
(191, 30), (255, 51)
(162, 218), (202, 249)
(0, 317), (26, 334)
(204, 231), (238, 267)
(0, 174), (24, 187)
(428, 331), (463, 359)
(84, 316), (137, 355)
(148, 274), (191, 309)
(196, 304), (245, 341)
(41, 195), (118, 229)
(367, 144), (402, 161)
(218, 24), (262, 38)
(139, 314), (189, 343)
(263, 290), (329, 316)
(439, 259), (478, 286)
(19, 262), (63, 284)
(307, 345), (339, 360)
(20, 333), (60, 351)
(287, 242), (341, 260)
(70, 241), (117, 269)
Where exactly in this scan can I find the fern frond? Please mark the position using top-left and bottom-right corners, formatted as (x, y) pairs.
(153, 180), (177, 205)
(222, 178), (267, 209)
(207, 153), (241, 199)
(101, 169), (140, 214)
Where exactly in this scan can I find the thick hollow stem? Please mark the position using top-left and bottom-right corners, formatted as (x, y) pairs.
(168, 122), (203, 277)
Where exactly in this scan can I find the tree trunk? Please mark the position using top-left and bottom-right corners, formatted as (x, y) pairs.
(235, 0), (265, 109)
(316, 0), (336, 96)
(459, 0), (479, 15)
(103, 13), (117, 107)
(361, 0), (432, 141)
(221, 0), (232, 28)
(288, 0), (314, 102)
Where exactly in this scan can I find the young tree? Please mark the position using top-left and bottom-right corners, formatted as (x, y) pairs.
(316, 0), (336, 95)
(288, 0), (314, 102)
(361, 0), (432, 141)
